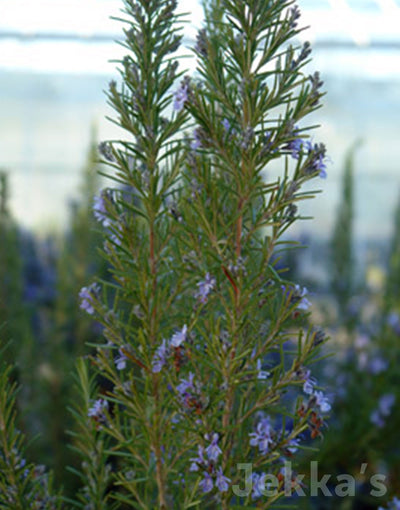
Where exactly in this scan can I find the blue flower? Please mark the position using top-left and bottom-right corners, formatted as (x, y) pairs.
(370, 410), (385, 428)
(312, 391), (331, 413)
(222, 118), (231, 131)
(79, 283), (100, 315)
(249, 417), (274, 454)
(170, 325), (188, 347)
(195, 273), (216, 303)
(199, 472), (214, 493)
(371, 393), (395, 428)
(152, 339), (169, 373)
(379, 496), (400, 510)
(288, 137), (304, 159)
(302, 368), (317, 395)
(173, 78), (190, 111)
(368, 356), (388, 375)
(283, 284), (311, 311)
(115, 348), (128, 370)
(215, 467), (231, 492)
(250, 472), (267, 500)
(176, 372), (195, 396)
(190, 445), (206, 472)
(205, 433), (222, 462)
(379, 393), (396, 416)
(88, 398), (108, 422)
(93, 191), (111, 227)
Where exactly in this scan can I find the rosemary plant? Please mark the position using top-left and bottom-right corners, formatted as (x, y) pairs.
(74, 0), (331, 508)
(0, 0), (331, 508)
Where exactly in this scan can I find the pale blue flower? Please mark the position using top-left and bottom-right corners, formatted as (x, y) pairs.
(79, 283), (100, 315)
(189, 445), (205, 472)
(205, 433), (222, 462)
(170, 325), (188, 347)
(115, 348), (128, 370)
(88, 398), (108, 421)
(379, 393), (395, 416)
(313, 391), (331, 413)
(199, 472), (214, 493)
(215, 467), (231, 492)
(249, 418), (274, 454)
(152, 339), (169, 373)
(196, 273), (216, 303)
(93, 191), (111, 227)
(176, 372), (195, 395)
(173, 80), (189, 111)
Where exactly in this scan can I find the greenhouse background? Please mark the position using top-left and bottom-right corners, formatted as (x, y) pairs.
(1, 0), (400, 244)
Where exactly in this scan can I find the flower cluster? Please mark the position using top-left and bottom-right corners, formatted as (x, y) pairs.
(286, 127), (328, 178)
(152, 325), (188, 373)
(249, 417), (275, 457)
(173, 76), (191, 112)
(175, 372), (205, 415)
(79, 282), (100, 315)
(88, 398), (108, 424)
(190, 433), (231, 493)
(283, 284), (311, 311)
(379, 497), (400, 510)
(195, 273), (216, 304)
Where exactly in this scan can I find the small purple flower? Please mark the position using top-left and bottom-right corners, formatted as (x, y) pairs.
(222, 118), (231, 131)
(249, 418), (274, 454)
(199, 472), (214, 493)
(250, 472), (267, 500)
(176, 372), (195, 395)
(355, 334), (369, 349)
(379, 393), (395, 416)
(152, 339), (169, 373)
(115, 348), (128, 370)
(190, 445), (206, 472)
(302, 369), (316, 395)
(93, 191), (111, 227)
(88, 398), (108, 421)
(294, 285), (311, 310)
(369, 356), (388, 375)
(170, 325), (188, 348)
(79, 283), (100, 315)
(313, 391), (331, 413)
(370, 410), (385, 428)
(215, 467), (231, 492)
(195, 273), (216, 303)
(384, 497), (400, 510)
(283, 284), (311, 311)
(288, 137), (304, 159)
(286, 129), (328, 178)
(205, 433), (222, 462)
(173, 79), (189, 111)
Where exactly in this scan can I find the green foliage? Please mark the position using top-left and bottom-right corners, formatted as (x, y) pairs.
(67, 358), (115, 510)
(0, 361), (61, 509)
(330, 141), (360, 325)
(383, 188), (400, 313)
